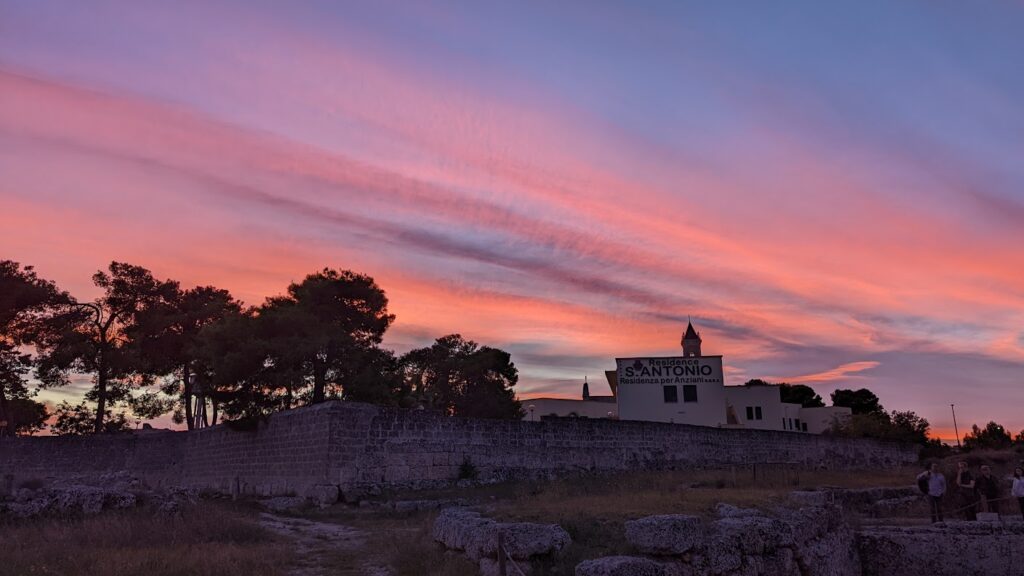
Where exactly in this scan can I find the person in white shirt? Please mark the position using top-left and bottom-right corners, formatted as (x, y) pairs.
(1012, 466), (1024, 521)
(917, 462), (947, 523)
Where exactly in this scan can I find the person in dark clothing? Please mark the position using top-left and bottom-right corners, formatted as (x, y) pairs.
(917, 462), (947, 523)
(975, 465), (999, 514)
(954, 461), (977, 520)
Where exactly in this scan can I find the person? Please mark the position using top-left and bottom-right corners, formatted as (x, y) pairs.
(976, 465), (999, 514)
(1012, 466), (1024, 521)
(954, 461), (977, 520)
(917, 462), (946, 523)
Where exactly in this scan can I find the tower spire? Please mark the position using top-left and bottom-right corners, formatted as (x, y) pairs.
(682, 319), (702, 357)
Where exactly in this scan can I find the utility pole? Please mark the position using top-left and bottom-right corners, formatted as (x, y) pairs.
(950, 404), (961, 449)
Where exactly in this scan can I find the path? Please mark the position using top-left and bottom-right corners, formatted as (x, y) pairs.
(260, 512), (391, 576)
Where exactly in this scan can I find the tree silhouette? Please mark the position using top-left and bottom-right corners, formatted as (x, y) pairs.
(963, 421), (1013, 451)
(130, 285), (241, 429)
(0, 260), (67, 436)
(35, 262), (178, 433)
(401, 334), (523, 419)
(260, 269), (394, 404)
(830, 388), (884, 416)
(778, 383), (825, 408)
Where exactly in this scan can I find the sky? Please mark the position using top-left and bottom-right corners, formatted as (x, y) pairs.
(1, 1), (1023, 440)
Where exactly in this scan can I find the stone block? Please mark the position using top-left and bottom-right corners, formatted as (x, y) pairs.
(624, 514), (703, 555)
(575, 556), (667, 576)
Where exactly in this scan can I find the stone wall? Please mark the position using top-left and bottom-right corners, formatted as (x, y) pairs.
(0, 401), (917, 499)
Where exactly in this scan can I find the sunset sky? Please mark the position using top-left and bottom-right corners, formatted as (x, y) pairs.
(2, 1), (1023, 440)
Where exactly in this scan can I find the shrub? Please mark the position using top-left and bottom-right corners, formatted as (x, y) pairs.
(458, 456), (478, 480)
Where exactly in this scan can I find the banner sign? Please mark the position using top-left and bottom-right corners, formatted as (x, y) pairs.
(616, 356), (724, 386)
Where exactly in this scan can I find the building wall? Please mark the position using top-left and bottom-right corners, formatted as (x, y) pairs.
(781, 402), (803, 432)
(0, 401), (916, 499)
(800, 406), (852, 434)
(723, 385), (788, 431)
(616, 357), (727, 426)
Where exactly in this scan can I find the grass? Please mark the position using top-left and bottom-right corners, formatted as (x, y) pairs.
(0, 503), (293, 576)
(290, 465), (920, 576)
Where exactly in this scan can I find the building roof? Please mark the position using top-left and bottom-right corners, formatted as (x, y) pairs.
(683, 320), (701, 341)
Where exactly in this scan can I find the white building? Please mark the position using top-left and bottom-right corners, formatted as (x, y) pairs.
(521, 321), (850, 434)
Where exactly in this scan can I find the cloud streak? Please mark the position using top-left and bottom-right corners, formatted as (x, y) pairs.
(2, 0), (1024, 435)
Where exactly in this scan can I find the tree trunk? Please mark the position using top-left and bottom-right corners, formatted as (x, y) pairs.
(0, 386), (9, 437)
(182, 363), (194, 431)
(210, 400), (218, 426)
(94, 360), (107, 433)
(312, 358), (327, 404)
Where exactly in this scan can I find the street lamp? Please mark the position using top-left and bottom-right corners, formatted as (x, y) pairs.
(950, 404), (961, 449)
(528, 404), (535, 422)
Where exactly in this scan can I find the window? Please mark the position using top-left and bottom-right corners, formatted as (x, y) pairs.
(755, 406), (763, 420)
(794, 418), (801, 431)
(801, 422), (808, 432)
(682, 385), (698, 403)
(663, 385), (678, 403)
(746, 407), (754, 420)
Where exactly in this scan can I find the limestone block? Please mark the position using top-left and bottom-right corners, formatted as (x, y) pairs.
(575, 556), (667, 576)
(260, 496), (307, 512)
(624, 514), (703, 555)
(479, 557), (532, 576)
(306, 484), (339, 508)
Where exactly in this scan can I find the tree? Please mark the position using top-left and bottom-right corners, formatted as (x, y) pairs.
(830, 388), (884, 416)
(827, 409), (931, 447)
(779, 383), (825, 408)
(887, 410), (931, 444)
(193, 308), (288, 423)
(339, 347), (409, 406)
(0, 260), (66, 436)
(962, 421), (1013, 451)
(259, 269), (395, 404)
(401, 334), (523, 419)
(130, 285), (241, 429)
(35, 262), (178, 433)
(51, 401), (130, 436)
(0, 343), (48, 435)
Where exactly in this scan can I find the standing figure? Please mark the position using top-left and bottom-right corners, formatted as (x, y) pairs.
(954, 461), (977, 520)
(976, 465), (1000, 514)
(1011, 466), (1024, 521)
(917, 462), (947, 523)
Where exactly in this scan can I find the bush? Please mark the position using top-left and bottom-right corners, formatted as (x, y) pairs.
(458, 456), (478, 480)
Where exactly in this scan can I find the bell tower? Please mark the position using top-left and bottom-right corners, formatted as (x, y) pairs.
(682, 320), (702, 357)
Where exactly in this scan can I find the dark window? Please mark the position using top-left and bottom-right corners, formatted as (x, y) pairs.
(682, 385), (698, 402)
(794, 418), (801, 430)
(663, 385), (678, 403)
(746, 406), (754, 420)
(801, 422), (808, 432)
(755, 407), (763, 420)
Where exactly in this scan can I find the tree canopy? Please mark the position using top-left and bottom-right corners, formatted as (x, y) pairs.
(0, 261), (67, 436)
(830, 388), (885, 416)
(962, 421), (1013, 451)
(778, 383), (825, 408)
(0, 260), (526, 435)
(401, 334), (523, 419)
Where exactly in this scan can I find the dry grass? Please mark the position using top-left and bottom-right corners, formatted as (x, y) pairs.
(293, 465), (921, 576)
(1, 503), (293, 576)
